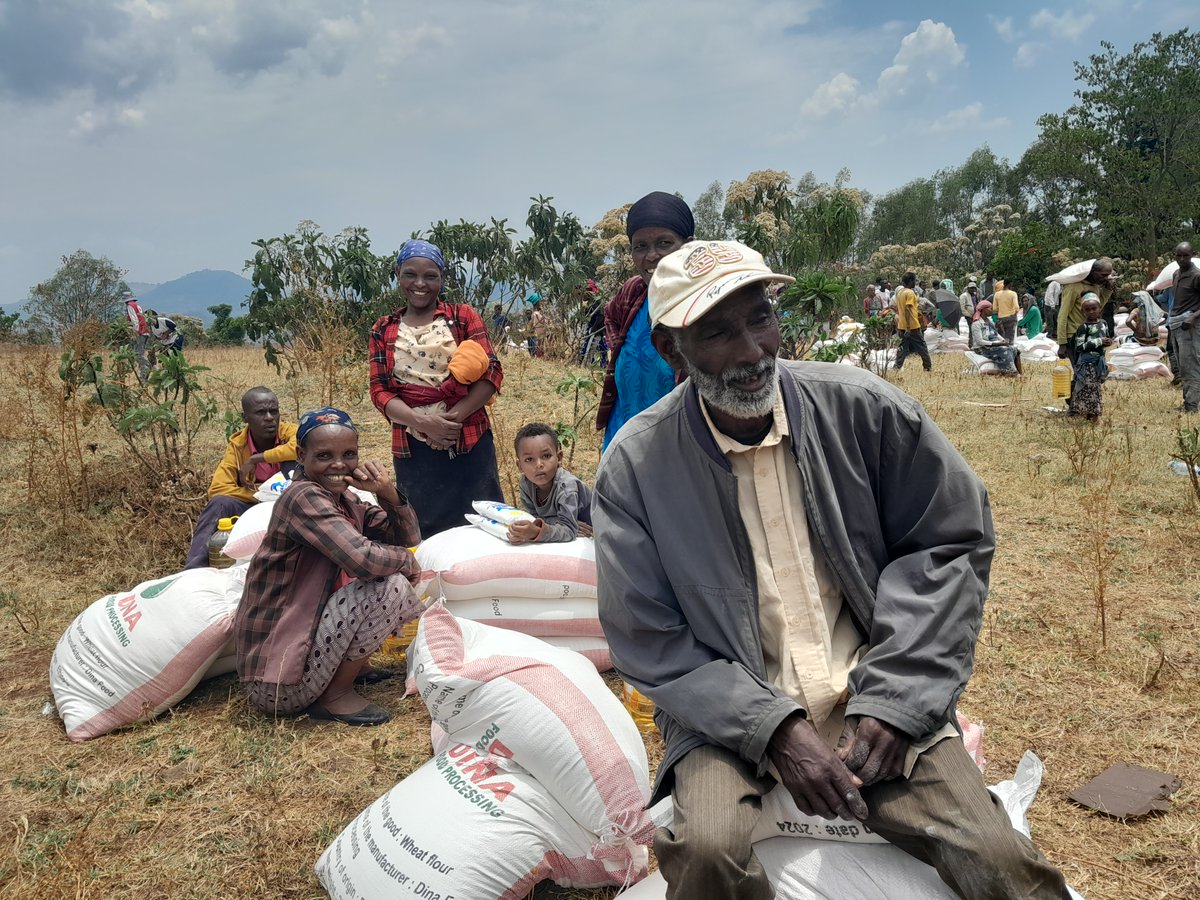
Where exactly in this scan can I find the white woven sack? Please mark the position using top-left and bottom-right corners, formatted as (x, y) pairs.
(50, 567), (239, 741)
(443, 594), (602, 636)
(1045, 259), (1096, 285)
(315, 745), (625, 898)
(222, 500), (275, 560)
(407, 604), (653, 875)
(1134, 361), (1171, 379)
(622, 753), (1085, 900)
(1147, 261), (1179, 292)
(415, 525), (597, 602)
(539, 634), (612, 671)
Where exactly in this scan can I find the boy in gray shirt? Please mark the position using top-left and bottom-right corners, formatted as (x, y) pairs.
(508, 423), (593, 543)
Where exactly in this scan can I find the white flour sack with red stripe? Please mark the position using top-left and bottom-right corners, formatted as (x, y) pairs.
(407, 604), (654, 882)
(50, 567), (240, 741)
(414, 525), (602, 642)
(315, 742), (623, 899)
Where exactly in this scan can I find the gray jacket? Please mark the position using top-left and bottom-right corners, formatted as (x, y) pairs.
(594, 361), (993, 803)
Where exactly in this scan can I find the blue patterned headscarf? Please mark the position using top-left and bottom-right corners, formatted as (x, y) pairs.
(395, 239), (446, 271)
(297, 407), (357, 446)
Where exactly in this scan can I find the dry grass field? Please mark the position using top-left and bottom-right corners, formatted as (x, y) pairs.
(1, 342), (1197, 899)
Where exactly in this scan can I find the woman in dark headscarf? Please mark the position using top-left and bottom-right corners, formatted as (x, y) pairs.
(368, 239), (505, 536)
(595, 191), (695, 450)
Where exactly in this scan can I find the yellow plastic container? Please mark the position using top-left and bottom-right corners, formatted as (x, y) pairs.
(1052, 360), (1072, 400)
(622, 682), (657, 735)
(379, 617), (421, 662)
(207, 516), (238, 569)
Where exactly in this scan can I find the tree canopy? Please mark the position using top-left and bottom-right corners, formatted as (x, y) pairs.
(25, 250), (129, 339)
(1018, 28), (1200, 264)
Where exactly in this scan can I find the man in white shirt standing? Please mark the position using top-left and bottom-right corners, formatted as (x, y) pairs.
(1042, 279), (1062, 340)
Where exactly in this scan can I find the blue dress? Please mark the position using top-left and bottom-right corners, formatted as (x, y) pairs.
(603, 300), (677, 450)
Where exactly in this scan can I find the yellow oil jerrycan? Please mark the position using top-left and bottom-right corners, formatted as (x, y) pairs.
(622, 682), (657, 735)
(1052, 359), (1072, 400)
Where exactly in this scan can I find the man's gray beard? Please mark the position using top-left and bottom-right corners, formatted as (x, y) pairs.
(679, 354), (778, 419)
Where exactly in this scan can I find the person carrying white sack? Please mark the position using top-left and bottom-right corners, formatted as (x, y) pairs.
(594, 239), (1070, 900)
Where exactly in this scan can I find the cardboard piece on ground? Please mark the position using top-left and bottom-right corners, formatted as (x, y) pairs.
(1067, 762), (1182, 818)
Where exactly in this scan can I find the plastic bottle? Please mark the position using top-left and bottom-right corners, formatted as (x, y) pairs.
(1052, 360), (1072, 400)
(1168, 460), (1200, 477)
(207, 516), (237, 569)
(622, 682), (657, 735)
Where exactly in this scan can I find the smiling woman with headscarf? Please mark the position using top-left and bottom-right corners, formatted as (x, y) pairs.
(595, 191), (695, 450)
(235, 408), (422, 726)
(369, 239), (505, 536)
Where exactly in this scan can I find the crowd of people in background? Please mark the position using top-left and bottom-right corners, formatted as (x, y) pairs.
(850, 244), (1198, 415)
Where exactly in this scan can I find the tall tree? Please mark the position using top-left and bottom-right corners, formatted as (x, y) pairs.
(725, 169), (864, 273)
(25, 250), (128, 339)
(423, 217), (520, 314)
(936, 147), (1021, 237)
(1018, 29), (1200, 262)
(857, 178), (941, 253)
(692, 180), (730, 240)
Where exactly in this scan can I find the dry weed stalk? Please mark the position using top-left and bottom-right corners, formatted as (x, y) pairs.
(1077, 465), (1120, 649)
(7, 346), (97, 517)
(1046, 416), (1113, 479)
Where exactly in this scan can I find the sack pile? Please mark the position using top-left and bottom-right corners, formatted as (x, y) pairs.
(415, 525), (610, 670)
(1014, 334), (1059, 362)
(926, 321), (970, 354)
(1108, 343), (1171, 380)
(316, 606), (654, 898)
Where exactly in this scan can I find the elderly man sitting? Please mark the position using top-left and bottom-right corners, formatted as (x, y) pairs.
(184, 387), (297, 568)
(594, 240), (1069, 899)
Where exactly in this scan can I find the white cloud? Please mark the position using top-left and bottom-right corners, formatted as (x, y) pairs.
(801, 73), (860, 117)
(70, 106), (145, 138)
(1030, 8), (1096, 41)
(798, 19), (964, 119)
(929, 102), (1008, 134)
(377, 25), (451, 71)
(877, 20), (965, 98)
(989, 15), (1015, 42)
(1015, 42), (1040, 67)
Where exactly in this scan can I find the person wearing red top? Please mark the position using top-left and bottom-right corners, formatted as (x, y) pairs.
(123, 291), (151, 380)
(369, 239), (504, 536)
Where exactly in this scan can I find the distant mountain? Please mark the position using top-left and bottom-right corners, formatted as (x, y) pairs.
(138, 270), (253, 324)
(125, 281), (160, 296)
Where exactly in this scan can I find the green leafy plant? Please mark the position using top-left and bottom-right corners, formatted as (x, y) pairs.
(60, 340), (216, 479)
(554, 370), (602, 467)
(776, 271), (856, 360)
(1170, 425), (1200, 504)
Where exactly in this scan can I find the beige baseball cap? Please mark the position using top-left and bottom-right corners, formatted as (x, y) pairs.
(648, 240), (794, 328)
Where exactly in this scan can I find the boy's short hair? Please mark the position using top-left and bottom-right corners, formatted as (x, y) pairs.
(514, 422), (559, 453)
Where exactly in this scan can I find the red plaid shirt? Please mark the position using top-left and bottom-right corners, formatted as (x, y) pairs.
(369, 301), (503, 458)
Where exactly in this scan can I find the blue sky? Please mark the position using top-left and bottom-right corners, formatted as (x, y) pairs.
(0, 0), (1194, 303)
